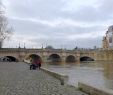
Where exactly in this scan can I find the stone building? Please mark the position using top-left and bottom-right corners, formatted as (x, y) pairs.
(102, 25), (113, 50)
(102, 32), (109, 50)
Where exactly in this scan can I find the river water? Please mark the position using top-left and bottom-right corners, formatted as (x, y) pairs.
(44, 61), (113, 91)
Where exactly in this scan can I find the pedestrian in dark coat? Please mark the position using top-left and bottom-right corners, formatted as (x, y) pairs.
(30, 59), (36, 70)
(38, 60), (41, 69)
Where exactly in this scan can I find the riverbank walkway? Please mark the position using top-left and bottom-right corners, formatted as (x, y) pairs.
(0, 62), (87, 95)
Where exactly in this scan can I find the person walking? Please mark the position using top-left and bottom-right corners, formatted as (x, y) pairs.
(30, 59), (36, 70)
(37, 60), (41, 69)
(34, 59), (39, 69)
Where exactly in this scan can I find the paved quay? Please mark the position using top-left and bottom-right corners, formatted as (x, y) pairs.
(0, 62), (87, 95)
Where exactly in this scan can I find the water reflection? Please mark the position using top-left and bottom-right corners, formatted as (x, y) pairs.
(103, 62), (113, 90)
(45, 61), (113, 90)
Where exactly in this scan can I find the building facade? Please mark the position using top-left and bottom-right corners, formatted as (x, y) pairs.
(103, 25), (113, 50)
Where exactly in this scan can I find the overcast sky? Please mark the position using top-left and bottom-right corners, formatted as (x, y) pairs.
(2, 0), (113, 49)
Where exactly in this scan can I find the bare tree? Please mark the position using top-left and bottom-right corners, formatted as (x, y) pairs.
(0, 1), (13, 48)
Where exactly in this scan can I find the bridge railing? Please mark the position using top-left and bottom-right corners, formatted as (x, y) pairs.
(0, 48), (99, 53)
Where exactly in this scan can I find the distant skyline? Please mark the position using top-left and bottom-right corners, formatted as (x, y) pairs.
(2, 0), (113, 49)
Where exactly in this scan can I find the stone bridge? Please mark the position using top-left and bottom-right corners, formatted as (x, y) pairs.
(0, 48), (112, 64)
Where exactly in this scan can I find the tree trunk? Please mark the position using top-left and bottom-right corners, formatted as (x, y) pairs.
(0, 41), (3, 48)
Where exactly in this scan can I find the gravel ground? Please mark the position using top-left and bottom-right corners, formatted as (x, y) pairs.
(0, 62), (87, 95)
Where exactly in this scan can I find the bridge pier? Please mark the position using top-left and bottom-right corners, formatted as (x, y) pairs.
(76, 54), (80, 64)
(18, 53), (26, 62)
(41, 56), (48, 65)
(61, 56), (66, 66)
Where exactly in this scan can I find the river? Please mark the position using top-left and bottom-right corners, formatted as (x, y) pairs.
(44, 61), (113, 91)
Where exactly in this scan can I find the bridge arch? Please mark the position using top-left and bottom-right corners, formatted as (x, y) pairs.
(0, 56), (18, 62)
(80, 56), (94, 62)
(66, 55), (76, 64)
(48, 54), (62, 65)
(26, 54), (42, 62)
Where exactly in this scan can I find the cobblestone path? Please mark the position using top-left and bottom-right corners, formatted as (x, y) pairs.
(0, 62), (87, 95)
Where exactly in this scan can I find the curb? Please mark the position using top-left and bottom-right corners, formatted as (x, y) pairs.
(40, 67), (69, 85)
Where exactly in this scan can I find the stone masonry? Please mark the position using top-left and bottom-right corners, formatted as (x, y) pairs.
(0, 62), (87, 95)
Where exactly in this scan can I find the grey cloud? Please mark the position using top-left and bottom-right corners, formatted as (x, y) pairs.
(7, 0), (113, 23)
(100, 0), (113, 13)
(3, 0), (111, 48)
(10, 18), (105, 36)
(7, 0), (65, 20)
(8, 18), (104, 49)
(27, 35), (102, 49)
(67, 0), (113, 22)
